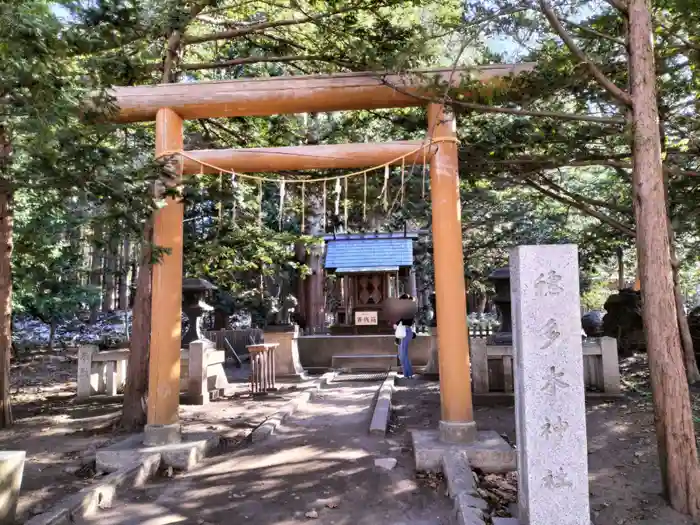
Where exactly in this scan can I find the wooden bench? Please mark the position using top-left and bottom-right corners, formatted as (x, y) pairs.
(331, 354), (397, 372)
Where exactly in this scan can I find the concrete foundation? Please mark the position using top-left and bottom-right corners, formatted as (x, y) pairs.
(412, 429), (516, 473)
(98, 432), (219, 473)
(143, 423), (181, 446)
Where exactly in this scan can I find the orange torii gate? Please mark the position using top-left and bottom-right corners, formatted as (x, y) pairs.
(110, 64), (532, 446)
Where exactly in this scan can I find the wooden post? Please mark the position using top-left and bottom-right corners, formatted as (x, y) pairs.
(427, 104), (476, 443)
(144, 108), (184, 445)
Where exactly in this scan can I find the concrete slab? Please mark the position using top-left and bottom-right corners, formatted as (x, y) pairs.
(26, 455), (161, 525)
(492, 518), (519, 525)
(412, 429), (516, 473)
(369, 372), (396, 436)
(96, 432), (219, 473)
(0, 450), (25, 524)
(72, 501), (191, 525)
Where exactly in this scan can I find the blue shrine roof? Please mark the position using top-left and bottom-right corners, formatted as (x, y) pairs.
(323, 233), (416, 273)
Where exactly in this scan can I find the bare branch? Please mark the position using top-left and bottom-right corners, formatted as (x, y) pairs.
(453, 99), (626, 124)
(536, 171), (632, 214)
(539, 0), (633, 106)
(479, 156), (700, 178)
(520, 176), (636, 236)
(563, 20), (626, 47)
(183, 6), (357, 45)
(377, 77), (625, 124)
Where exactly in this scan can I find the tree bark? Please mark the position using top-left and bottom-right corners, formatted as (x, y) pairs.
(0, 182), (13, 428)
(129, 247), (138, 308)
(304, 187), (326, 332)
(628, 0), (700, 516)
(118, 237), (130, 311)
(48, 320), (56, 352)
(0, 124), (13, 428)
(671, 252), (700, 383)
(616, 247), (625, 289)
(102, 234), (118, 312)
(89, 224), (102, 323)
(120, 219), (153, 430)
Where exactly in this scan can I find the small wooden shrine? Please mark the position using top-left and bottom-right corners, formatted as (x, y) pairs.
(323, 232), (418, 334)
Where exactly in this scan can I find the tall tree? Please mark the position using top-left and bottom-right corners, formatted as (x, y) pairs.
(627, 0), (700, 513)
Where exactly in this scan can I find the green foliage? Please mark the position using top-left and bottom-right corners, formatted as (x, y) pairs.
(6, 0), (700, 332)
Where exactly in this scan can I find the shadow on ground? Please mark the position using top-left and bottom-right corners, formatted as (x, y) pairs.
(80, 381), (453, 525)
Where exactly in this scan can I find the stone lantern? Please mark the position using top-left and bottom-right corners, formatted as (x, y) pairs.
(182, 278), (217, 347)
(487, 267), (512, 345)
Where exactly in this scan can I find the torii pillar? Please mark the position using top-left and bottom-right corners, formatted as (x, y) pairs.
(144, 108), (185, 445)
(427, 103), (476, 443)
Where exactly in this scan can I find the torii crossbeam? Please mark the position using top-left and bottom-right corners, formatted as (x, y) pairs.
(108, 64), (533, 446)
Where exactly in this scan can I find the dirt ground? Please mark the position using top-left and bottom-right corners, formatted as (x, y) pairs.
(6, 349), (700, 525)
(5, 348), (314, 523)
(390, 354), (700, 525)
(78, 378), (454, 525)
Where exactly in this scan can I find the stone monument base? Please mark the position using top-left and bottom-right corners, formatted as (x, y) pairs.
(412, 429), (516, 473)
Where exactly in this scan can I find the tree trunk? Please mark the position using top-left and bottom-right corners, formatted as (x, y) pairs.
(118, 237), (130, 310)
(295, 241), (307, 327)
(89, 224), (102, 323)
(121, 0), (206, 428)
(120, 220), (153, 431)
(477, 294), (487, 315)
(628, 0), (700, 515)
(0, 182), (13, 428)
(48, 320), (56, 352)
(671, 255), (700, 383)
(616, 246), (625, 289)
(129, 248), (138, 309)
(102, 234), (118, 312)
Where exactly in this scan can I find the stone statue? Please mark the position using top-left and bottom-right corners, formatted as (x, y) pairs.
(602, 289), (645, 355)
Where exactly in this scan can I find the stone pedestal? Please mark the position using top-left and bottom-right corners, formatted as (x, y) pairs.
(0, 451), (24, 524)
(423, 329), (439, 377)
(510, 244), (590, 525)
(264, 325), (306, 380)
(186, 340), (228, 405)
(77, 345), (99, 399)
(143, 424), (181, 446)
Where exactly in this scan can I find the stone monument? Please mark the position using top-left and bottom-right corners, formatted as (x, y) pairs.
(510, 244), (590, 525)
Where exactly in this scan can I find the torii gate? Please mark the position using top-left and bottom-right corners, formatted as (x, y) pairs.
(110, 64), (532, 446)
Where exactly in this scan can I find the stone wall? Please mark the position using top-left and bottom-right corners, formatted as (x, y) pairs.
(297, 334), (432, 370)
